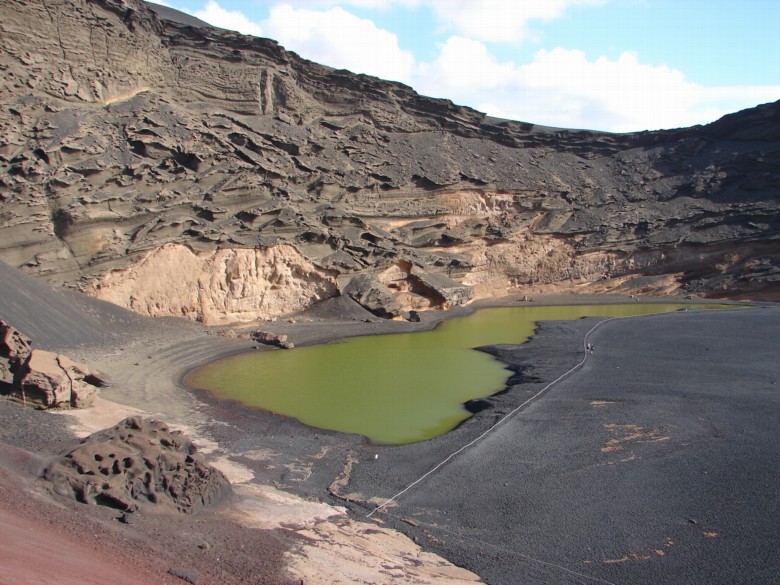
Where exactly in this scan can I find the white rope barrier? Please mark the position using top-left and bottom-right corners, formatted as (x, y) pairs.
(367, 315), (616, 517)
(363, 308), (724, 585)
(398, 515), (621, 585)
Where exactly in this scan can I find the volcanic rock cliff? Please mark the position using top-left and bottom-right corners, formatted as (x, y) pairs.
(1, 0), (778, 324)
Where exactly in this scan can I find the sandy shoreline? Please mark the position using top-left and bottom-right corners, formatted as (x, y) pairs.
(1, 292), (774, 584)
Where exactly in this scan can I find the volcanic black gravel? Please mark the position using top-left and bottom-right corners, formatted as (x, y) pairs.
(343, 306), (780, 585)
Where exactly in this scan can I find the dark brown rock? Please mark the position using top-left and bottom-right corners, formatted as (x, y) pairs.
(0, 321), (105, 408)
(0, 321), (32, 384)
(44, 416), (232, 514)
(344, 275), (404, 319)
(408, 269), (474, 308)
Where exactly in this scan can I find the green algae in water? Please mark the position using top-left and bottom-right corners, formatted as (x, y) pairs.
(187, 304), (727, 444)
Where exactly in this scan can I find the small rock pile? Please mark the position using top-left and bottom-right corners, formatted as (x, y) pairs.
(45, 416), (232, 514)
(251, 330), (294, 349)
(0, 321), (107, 409)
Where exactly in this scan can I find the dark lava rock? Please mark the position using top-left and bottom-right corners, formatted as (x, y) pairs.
(44, 416), (231, 513)
(344, 274), (404, 319)
(168, 567), (200, 585)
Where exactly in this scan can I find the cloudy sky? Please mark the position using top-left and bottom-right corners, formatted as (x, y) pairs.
(154, 0), (780, 132)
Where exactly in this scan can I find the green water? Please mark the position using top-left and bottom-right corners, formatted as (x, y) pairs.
(187, 304), (725, 444)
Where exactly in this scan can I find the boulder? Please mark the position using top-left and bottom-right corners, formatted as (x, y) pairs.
(45, 417), (232, 514)
(252, 331), (294, 349)
(57, 354), (102, 408)
(0, 321), (32, 384)
(8, 349), (106, 409)
(344, 275), (404, 319)
(0, 322), (108, 409)
(17, 350), (73, 408)
(409, 269), (474, 308)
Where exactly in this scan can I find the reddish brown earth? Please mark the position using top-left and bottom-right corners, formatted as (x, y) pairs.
(0, 442), (294, 585)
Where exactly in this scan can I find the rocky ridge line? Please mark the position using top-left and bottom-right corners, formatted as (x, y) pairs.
(0, 0), (778, 325)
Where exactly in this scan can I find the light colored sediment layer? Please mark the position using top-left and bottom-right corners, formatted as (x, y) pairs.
(285, 518), (483, 585)
(87, 243), (339, 325)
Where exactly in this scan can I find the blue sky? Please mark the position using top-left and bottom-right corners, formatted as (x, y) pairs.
(154, 0), (780, 132)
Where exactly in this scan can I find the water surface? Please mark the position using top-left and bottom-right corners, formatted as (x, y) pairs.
(187, 304), (724, 444)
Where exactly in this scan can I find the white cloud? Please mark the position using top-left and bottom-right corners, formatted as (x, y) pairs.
(416, 42), (780, 131)
(416, 36), (516, 91)
(265, 0), (421, 8)
(253, 0), (606, 44)
(192, 0), (264, 36)
(188, 0), (610, 45)
(261, 4), (416, 84)
(424, 0), (608, 44)
(184, 1), (414, 84)
(177, 1), (780, 132)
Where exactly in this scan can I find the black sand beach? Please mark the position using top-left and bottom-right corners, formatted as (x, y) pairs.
(342, 306), (780, 584)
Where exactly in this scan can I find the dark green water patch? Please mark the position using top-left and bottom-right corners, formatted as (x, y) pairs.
(186, 304), (728, 444)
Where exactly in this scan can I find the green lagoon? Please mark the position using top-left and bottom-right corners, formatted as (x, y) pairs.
(186, 304), (725, 444)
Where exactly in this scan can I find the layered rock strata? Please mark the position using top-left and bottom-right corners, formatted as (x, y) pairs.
(1, 0), (778, 324)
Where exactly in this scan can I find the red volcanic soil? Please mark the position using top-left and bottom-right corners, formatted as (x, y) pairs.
(0, 443), (293, 585)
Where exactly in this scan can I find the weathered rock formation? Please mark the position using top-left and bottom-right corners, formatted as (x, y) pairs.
(45, 416), (232, 513)
(0, 320), (32, 384)
(0, 321), (106, 408)
(252, 330), (294, 349)
(0, 0), (778, 324)
(87, 243), (338, 324)
(344, 274), (404, 319)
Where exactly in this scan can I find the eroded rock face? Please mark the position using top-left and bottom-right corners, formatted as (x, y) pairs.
(86, 243), (339, 324)
(0, 321), (32, 384)
(45, 416), (232, 514)
(1, 0), (778, 324)
(0, 321), (105, 408)
(18, 350), (77, 408)
(344, 274), (404, 319)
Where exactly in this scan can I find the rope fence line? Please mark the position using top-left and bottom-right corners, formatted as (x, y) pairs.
(381, 511), (621, 585)
(361, 308), (728, 585)
(367, 315), (617, 518)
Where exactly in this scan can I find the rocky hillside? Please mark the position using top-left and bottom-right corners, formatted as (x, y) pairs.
(1, 0), (778, 324)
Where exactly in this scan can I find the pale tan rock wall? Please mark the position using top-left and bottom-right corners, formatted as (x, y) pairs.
(87, 243), (339, 325)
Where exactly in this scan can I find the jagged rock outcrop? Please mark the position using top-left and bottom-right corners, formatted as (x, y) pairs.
(45, 416), (232, 513)
(344, 274), (404, 319)
(0, 320), (106, 408)
(0, 321), (32, 384)
(1, 0), (778, 325)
